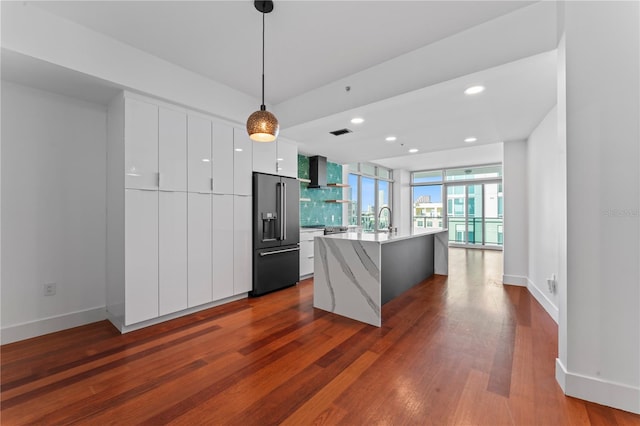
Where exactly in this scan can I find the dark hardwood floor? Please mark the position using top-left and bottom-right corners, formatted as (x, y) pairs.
(2, 248), (639, 425)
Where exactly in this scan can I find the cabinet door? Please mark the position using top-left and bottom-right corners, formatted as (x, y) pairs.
(251, 136), (276, 175)
(125, 189), (159, 325)
(233, 195), (253, 294)
(213, 194), (234, 300)
(277, 140), (298, 178)
(299, 239), (314, 277)
(159, 107), (187, 191)
(234, 129), (253, 196)
(125, 98), (158, 190)
(188, 115), (213, 193)
(188, 193), (213, 307)
(159, 191), (188, 316)
(212, 123), (234, 195)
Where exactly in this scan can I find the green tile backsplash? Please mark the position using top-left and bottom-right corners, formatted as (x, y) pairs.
(298, 155), (343, 226)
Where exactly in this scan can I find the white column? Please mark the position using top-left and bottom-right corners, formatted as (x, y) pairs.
(557, 1), (640, 414)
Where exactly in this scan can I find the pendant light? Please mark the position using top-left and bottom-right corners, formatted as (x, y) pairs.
(247, 0), (279, 142)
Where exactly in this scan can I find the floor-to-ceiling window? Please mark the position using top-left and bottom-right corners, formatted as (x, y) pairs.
(348, 163), (393, 232)
(411, 165), (503, 248)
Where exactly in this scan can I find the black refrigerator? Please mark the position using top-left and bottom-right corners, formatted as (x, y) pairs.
(251, 172), (300, 296)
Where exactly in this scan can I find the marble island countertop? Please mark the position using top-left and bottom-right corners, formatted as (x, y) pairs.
(313, 228), (448, 327)
(319, 228), (448, 244)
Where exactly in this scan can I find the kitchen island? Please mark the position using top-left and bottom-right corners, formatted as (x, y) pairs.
(313, 228), (448, 326)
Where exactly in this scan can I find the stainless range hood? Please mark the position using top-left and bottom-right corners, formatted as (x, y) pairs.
(308, 155), (327, 188)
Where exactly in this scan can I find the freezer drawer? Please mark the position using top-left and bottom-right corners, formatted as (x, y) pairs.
(252, 245), (300, 296)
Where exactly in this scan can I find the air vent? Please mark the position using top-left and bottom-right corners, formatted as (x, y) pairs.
(329, 128), (353, 136)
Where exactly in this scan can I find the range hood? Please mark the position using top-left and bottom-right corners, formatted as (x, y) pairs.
(308, 155), (327, 188)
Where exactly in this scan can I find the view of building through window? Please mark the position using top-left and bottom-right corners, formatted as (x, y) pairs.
(348, 163), (393, 232)
(412, 165), (503, 247)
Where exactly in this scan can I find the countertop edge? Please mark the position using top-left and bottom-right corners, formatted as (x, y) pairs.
(318, 229), (448, 244)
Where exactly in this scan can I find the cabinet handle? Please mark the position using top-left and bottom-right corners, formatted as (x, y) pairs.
(158, 172), (162, 188)
(210, 178), (214, 191)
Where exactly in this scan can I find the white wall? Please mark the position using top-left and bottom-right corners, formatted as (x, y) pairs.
(1, 82), (107, 343)
(1, 2), (256, 126)
(502, 140), (528, 286)
(556, 1), (640, 414)
(526, 106), (563, 321)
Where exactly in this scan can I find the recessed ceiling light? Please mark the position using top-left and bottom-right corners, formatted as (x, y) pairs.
(385, 136), (397, 142)
(464, 137), (477, 143)
(409, 148), (419, 153)
(464, 85), (485, 95)
(350, 117), (365, 124)
(234, 148), (243, 152)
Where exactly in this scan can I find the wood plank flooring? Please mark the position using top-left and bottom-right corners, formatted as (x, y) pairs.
(2, 248), (639, 425)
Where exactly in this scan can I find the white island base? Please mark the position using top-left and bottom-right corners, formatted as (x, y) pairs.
(313, 229), (448, 327)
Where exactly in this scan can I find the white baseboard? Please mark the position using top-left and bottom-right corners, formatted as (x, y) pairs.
(1, 306), (106, 344)
(113, 293), (248, 334)
(527, 278), (559, 323)
(502, 274), (527, 286)
(556, 358), (640, 415)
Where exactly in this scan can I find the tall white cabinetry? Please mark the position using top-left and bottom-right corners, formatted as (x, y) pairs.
(232, 130), (253, 294)
(252, 138), (298, 178)
(107, 92), (254, 332)
(187, 115), (213, 307)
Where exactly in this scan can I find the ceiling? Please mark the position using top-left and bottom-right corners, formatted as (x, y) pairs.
(4, 1), (558, 170)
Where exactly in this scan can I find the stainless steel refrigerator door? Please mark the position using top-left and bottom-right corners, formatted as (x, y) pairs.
(251, 245), (300, 296)
(253, 173), (281, 250)
(281, 176), (300, 246)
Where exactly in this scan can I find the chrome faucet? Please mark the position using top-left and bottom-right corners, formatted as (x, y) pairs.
(378, 206), (393, 232)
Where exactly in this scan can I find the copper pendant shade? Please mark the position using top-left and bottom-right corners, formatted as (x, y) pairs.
(247, 1), (279, 142)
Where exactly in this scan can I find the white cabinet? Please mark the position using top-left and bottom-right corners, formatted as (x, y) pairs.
(188, 193), (213, 307)
(159, 107), (187, 191)
(252, 139), (277, 175)
(188, 115), (213, 193)
(213, 194), (235, 300)
(124, 189), (159, 325)
(125, 98), (158, 189)
(213, 124), (234, 195)
(233, 195), (252, 294)
(234, 129), (253, 196)
(252, 139), (298, 178)
(159, 191), (188, 315)
(108, 91), (259, 332)
(277, 140), (298, 178)
(300, 230), (324, 278)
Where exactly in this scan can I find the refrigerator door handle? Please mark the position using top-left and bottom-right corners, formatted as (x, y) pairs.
(259, 247), (300, 256)
(278, 182), (284, 240)
(282, 182), (287, 241)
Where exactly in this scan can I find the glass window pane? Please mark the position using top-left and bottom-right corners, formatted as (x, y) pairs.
(346, 163), (359, 173)
(469, 184), (483, 244)
(445, 165), (502, 181)
(348, 174), (359, 226)
(377, 181), (390, 230)
(360, 163), (376, 177)
(361, 176), (376, 232)
(377, 167), (390, 179)
(484, 183), (503, 246)
(413, 170), (442, 183)
(412, 185), (443, 230)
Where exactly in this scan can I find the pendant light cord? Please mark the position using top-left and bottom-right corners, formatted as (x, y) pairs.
(261, 10), (265, 108)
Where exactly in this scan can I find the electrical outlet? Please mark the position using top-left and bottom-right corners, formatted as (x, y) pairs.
(546, 274), (557, 294)
(44, 283), (56, 296)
